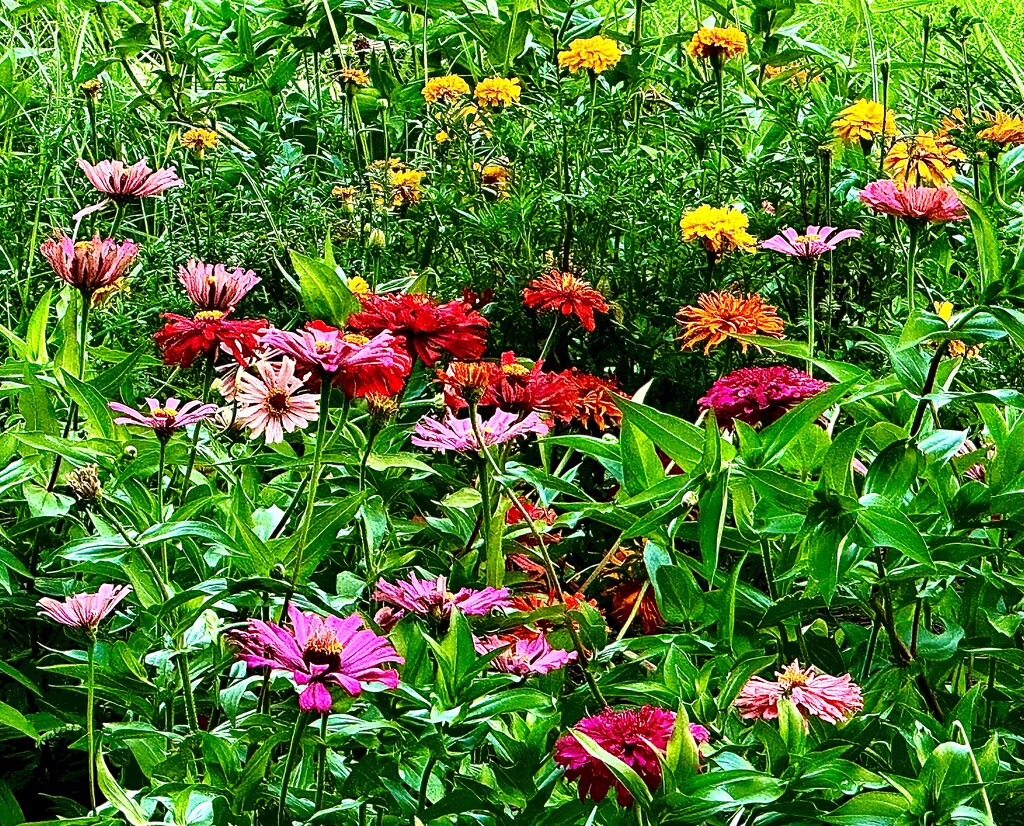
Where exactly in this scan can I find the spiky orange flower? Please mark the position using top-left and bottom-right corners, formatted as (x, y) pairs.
(679, 205), (757, 254)
(422, 75), (470, 104)
(523, 270), (609, 332)
(978, 111), (1024, 147)
(558, 36), (622, 74)
(687, 26), (747, 62)
(832, 99), (898, 145)
(676, 291), (784, 354)
(442, 361), (496, 403)
(337, 68), (371, 87)
(474, 77), (521, 107)
(883, 132), (965, 187)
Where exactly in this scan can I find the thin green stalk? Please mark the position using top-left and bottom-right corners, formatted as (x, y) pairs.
(805, 258), (818, 375)
(861, 616), (880, 682)
(179, 354), (215, 503)
(278, 712), (311, 826)
(912, 15), (931, 132)
(178, 650), (199, 732)
(714, 60), (724, 201)
(158, 439), (168, 580)
(905, 222), (920, 313)
(538, 316), (559, 363)
(315, 713), (329, 810)
(583, 71), (599, 159)
(86, 635), (98, 815)
(417, 754), (437, 816)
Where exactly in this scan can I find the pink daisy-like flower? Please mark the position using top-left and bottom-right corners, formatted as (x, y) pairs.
(234, 357), (320, 444)
(475, 631), (576, 676)
(78, 159), (183, 202)
(699, 366), (830, 428)
(553, 706), (711, 807)
(373, 572), (512, 625)
(858, 180), (966, 223)
(109, 397), (218, 441)
(735, 660), (863, 724)
(179, 259), (261, 312)
(759, 225), (863, 258)
(38, 584), (131, 632)
(39, 234), (139, 296)
(229, 605), (403, 712)
(411, 409), (549, 453)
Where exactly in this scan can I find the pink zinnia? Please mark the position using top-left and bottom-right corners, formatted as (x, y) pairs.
(699, 366), (829, 428)
(411, 409), (549, 452)
(858, 180), (966, 223)
(759, 225), (862, 258)
(230, 605), (403, 712)
(38, 584), (131, 631)
(109, 397), (218, 441)
(475, 631), (576, 676)
(553, 706), (711, 806)
(234, 357), (320, 444)
(374, 572), (512, 624)
(39, 234), (139, 296)
(735, 660), (863, 724)
(179, 259), (261, 312)
(78, 159), (183, 201)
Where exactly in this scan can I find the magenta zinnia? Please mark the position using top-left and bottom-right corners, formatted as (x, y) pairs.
(699, 366), (829, 428)
(40, 234), (139, 298)
(373, 572), (511, 623)
(475, 631), (576, 676)
(179, 259), (261, 312)
(230, 606), (402, 712)
(411, 409), (549, 452)
(553, 706), (710, 806)
(858, 180), (966, 223)
(735, 660), (863, 724)
(759, 225), (862, 258)
(109, 397), (218, 441)
(234, 357), (320, 444)
(37, 584), (131, 631)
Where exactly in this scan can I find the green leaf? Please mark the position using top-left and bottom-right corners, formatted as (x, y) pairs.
(291, 248), (360, 326)
(857, 494), (931, 565)
(571, 731), (652, 810)
(616, 395), (704, 472)
(620, 418), (664, 497)
(25, 288), (52, 364)
(697, 471), (729, 585)
(776, 697), (805, 756)
(821, 423), (866, 497)
(61, 370), (115, 439)
(757, 380), (856, 466)
(0, 701), (38, 741)
(96, 748), (148, 826)
(822, 792), (909, 825)
(954, 188), (1000, 294)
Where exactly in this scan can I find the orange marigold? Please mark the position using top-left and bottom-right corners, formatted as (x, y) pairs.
(833, 99), (899, 145)
(687, 26), (747, 62)
(422, 75), (470, 104)
(883, 132), (965, 188)
(978, 111), (1024, 147)
(474, 77), (521, 107)
(337, 68), (371, 87)
(558, 36), (622, 74)
(679, 204), (757, 254)
(388, 169), (425, 206)
(676, 291), (784, 354)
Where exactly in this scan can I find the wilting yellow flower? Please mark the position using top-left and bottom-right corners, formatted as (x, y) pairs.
(348, 276), (370, 295)
(369, 158), (405, 174)
(832, 100), (898, 145)
(884, 132), (965, 188)
(388, 169), (426, 206)
(934, 302), (982, 359)
(478, 163), (510, 197)
(558, 36), (622, 74)
(978, 111), (1024, 147)
(677, 291), (784, 354)
(180, 127), (218, 157)
(422, 75), (470, 104)
(687, 26), (747, 62)
(337, 68), (371, 87)
(763, 62), (818, 85)
(679, 205), (757, 254)
(474, 77), (521, 107)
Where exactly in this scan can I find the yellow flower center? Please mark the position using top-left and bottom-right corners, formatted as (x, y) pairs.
(777, 665), (810, 690)
(206, 275), (218, 285)
(502, 363), (529, 377)
(793, 234), (821, 244)
(195, 310), (224, 322)
(152, 408), (177, 418)
(267, 389), (290, 412)
(344, 333), (370, 345)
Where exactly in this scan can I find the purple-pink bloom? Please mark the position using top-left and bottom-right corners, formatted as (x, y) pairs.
(230, 605), (403, 712)
(38, 584), (131, 631)
(374, 572), (512, 624)
(40, 234), (139, 296)
(179, 259), (261, 312)
(109, 397), (218, 441)
(759, 225), (862, 258)
(78, 159), (183, 201)
(411, 409), (549, 452)
(858, 180), (966, 223)
(475, 631), (576, 676)
(699, 366), (830, 428)
(735, 660), (863, 724)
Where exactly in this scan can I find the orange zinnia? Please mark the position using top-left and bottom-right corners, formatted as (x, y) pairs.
(676, 291), (784, 354)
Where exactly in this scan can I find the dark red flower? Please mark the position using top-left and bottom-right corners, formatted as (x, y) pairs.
(560, 369), (622, 430)
(505, 496), (561, 547)
(699, 365), (829, 428)
(154, 311), (266, 368)
(462, 287), (494, 311)
(349, 293), (489, 366)
(523, 270), (609, 332)
(440, 352), (577, 421)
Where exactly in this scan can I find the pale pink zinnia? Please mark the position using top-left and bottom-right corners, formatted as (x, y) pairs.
(109, 397), (218, 441)
(475, 631), (576, 676)
(699, 366), (830, 428)
(759, 225), (862, 258)
(230, 605), (403, 712)
(234, 357), (319, 444)
(179, 259), (261, 312)
(411, 409), (549, 452)
(38, 584), (131, 631)
(553, 706), (711, 806)
(78, 159), (183, 201)
(858, 180), (966, 223)
(40, 234), (139, 296)
(374, 572), (511, 625)
(735, 660), (863, 724)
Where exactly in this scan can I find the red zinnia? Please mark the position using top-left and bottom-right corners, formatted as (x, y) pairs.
(505, 496), (561, 546)
(440, 352), (577, 422)
(699, 366), (829, 428)
(154, 311), (266, 368)
(349, 292), (489, 367)
(523, 270), (609, 332)
(560, 368), (622, 430)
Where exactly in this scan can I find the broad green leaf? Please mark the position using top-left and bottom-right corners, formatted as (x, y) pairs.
(96, 748), (148, 826)
(0, 701), (38, 741)
(616, 395), (704, 472)
(291, 248), (360, 326)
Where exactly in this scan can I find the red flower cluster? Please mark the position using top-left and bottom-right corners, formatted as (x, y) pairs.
(505, 496), (561, 546)
(349, 292), (489, 366)
(154, 311), (266, 368)
(699, 365), (829, 428)
(523, 270), (609, 332)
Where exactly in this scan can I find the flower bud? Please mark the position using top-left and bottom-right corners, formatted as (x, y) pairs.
(367, 227), (387, 249)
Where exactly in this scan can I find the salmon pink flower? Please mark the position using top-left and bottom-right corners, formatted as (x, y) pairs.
(735, 660), (863, 724)
(553, 706), (710, 806)
(374, 572), (511, 624)
(759, 226), (862, 258)
(411, 409), (549, 452)
(699, 366), (829, 428)
(858, 180), (966, 223)
(179, 259), (261, 312)
(40, 234), (139, 297)
(78, 159), (183, 201)
(154, 311), (267, 368)
(38, 584), (131, 632)
(109, 397), (218, 441)
(475, 631), (576, 675)
(230, 606), (402, 712)
(522, 270), (609, 332)
(234, 357), (320, 444)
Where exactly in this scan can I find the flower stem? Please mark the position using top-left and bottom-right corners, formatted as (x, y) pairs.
(314, 713), (329, 810)
(86, 635), (98, 815)
(278, 712), (311, 826)
(714, 60), (724, 201)
(179, 353), (215, 504)
(806, 258), (818, 376)
(178, 648), (199, 732)
(538, 316), (559, 363)
(158, 439), (168, 579)
(78, 293), (91, 382)
(417, 754), (437, 817)
(905, 222), (920, 313)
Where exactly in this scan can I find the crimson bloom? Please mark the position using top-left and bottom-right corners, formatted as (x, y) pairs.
(78, 159), (183, 202)
(179, 259), (261, 312)
(759, 225), (862, 258)
(858, 180), (966, 223)
(109, 397), (218, 441)
(699, 366), (830, 428)
(440, 352), (578, 422)
(40, 234), (139, 297)
(553, 706), (710, 806)
(523, 270), (609, 332)
(373, 572), (511, 625)
(735, 660), (863, 724)
(38, 584), (131, 632)
(505, 497), (561, 546)
(411, 409), (549, 452)
(349, 293), (489, 366)
(231, 606), (402, 712)
(475, 631), (576, 676)
(154, 311), (266, 368)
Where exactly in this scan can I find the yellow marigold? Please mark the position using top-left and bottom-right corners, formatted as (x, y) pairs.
(337, 68), (371, 87)
(679, 204), (757, 254)
(479, 163), (510, 197)
(474, 77), (521, 108)
(832, 99), (898, 145)
(435, 130), (451, 144)
(676, 291), (784, 354)
(422, 75), (470, 104)
(369, 158), (405, 174)
(348, 276), (370, 295)
(558, 36), (622, 74)
(687, 26), (747, 62)
(934, 302), (982, 359)
(978, 111), (1024, 147)
(388, 168), (426, 206)
(332, 185), (355, 201)
(883, 132), (965, 188)
(180, 127), (218, 156)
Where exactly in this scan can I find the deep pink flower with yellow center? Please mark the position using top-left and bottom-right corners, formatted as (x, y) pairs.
(179, 259), (261, 312)
(759, 225), (862, 258)
(40, 234), (139, 296)
(699, 365), (829, 428)
(109, 397), (218, 441)
(38, 584), (132, 631)
(735, 660), (863, 724)
(373, 572), (512, 625)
